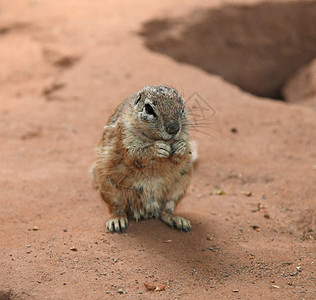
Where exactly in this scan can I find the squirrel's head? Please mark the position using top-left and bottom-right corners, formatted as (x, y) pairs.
(133, 86), (187, 141)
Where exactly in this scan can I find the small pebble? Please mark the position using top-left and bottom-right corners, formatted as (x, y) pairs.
(296, 266), (302, 272)
(252, 225), (260, 231)
(233, 289), (239, 292)
(209, 245), (220, 252)
(215, 189), (225, 195)
(117, 289), (124, 294)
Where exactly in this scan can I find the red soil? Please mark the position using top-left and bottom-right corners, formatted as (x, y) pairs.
(1, 0), (315, 299)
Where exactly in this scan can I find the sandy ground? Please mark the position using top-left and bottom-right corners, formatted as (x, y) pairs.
(0, 0), (315, 299)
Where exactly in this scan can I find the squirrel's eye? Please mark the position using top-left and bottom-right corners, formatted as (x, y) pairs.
(145, 104), (156, 116)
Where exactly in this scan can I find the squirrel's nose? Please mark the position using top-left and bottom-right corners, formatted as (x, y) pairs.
(166, 122), (180, 135)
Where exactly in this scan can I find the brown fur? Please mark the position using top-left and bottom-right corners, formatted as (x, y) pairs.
(94, 86), (193, 233)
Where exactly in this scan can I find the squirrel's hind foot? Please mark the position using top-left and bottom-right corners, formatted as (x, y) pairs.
(106, 216), (128, 233)
(160, 213), (191, 232)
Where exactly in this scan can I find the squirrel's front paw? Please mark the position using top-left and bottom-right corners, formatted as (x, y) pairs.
(154, 141), (171, 158)
(171, 140), (187, 156)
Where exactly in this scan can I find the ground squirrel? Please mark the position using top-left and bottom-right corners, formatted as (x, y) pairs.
(94, 85), (194, 233)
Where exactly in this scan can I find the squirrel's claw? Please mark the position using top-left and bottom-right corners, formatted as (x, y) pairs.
(154, 141), (171, 158)
(106, 217), (128, 233)
(171, 140), (187, 156)
(161, 214), (191, 232)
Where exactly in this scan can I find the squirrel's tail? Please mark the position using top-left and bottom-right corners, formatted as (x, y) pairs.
(189, 140), (198, 164)
(89, 162), (99, 189)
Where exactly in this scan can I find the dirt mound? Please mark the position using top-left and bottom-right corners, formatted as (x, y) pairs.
(140, 1), (316, 99)
(282, 58), (316, 106)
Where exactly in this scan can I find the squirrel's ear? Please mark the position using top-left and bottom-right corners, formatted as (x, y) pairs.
(134, 94), (142, 106)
